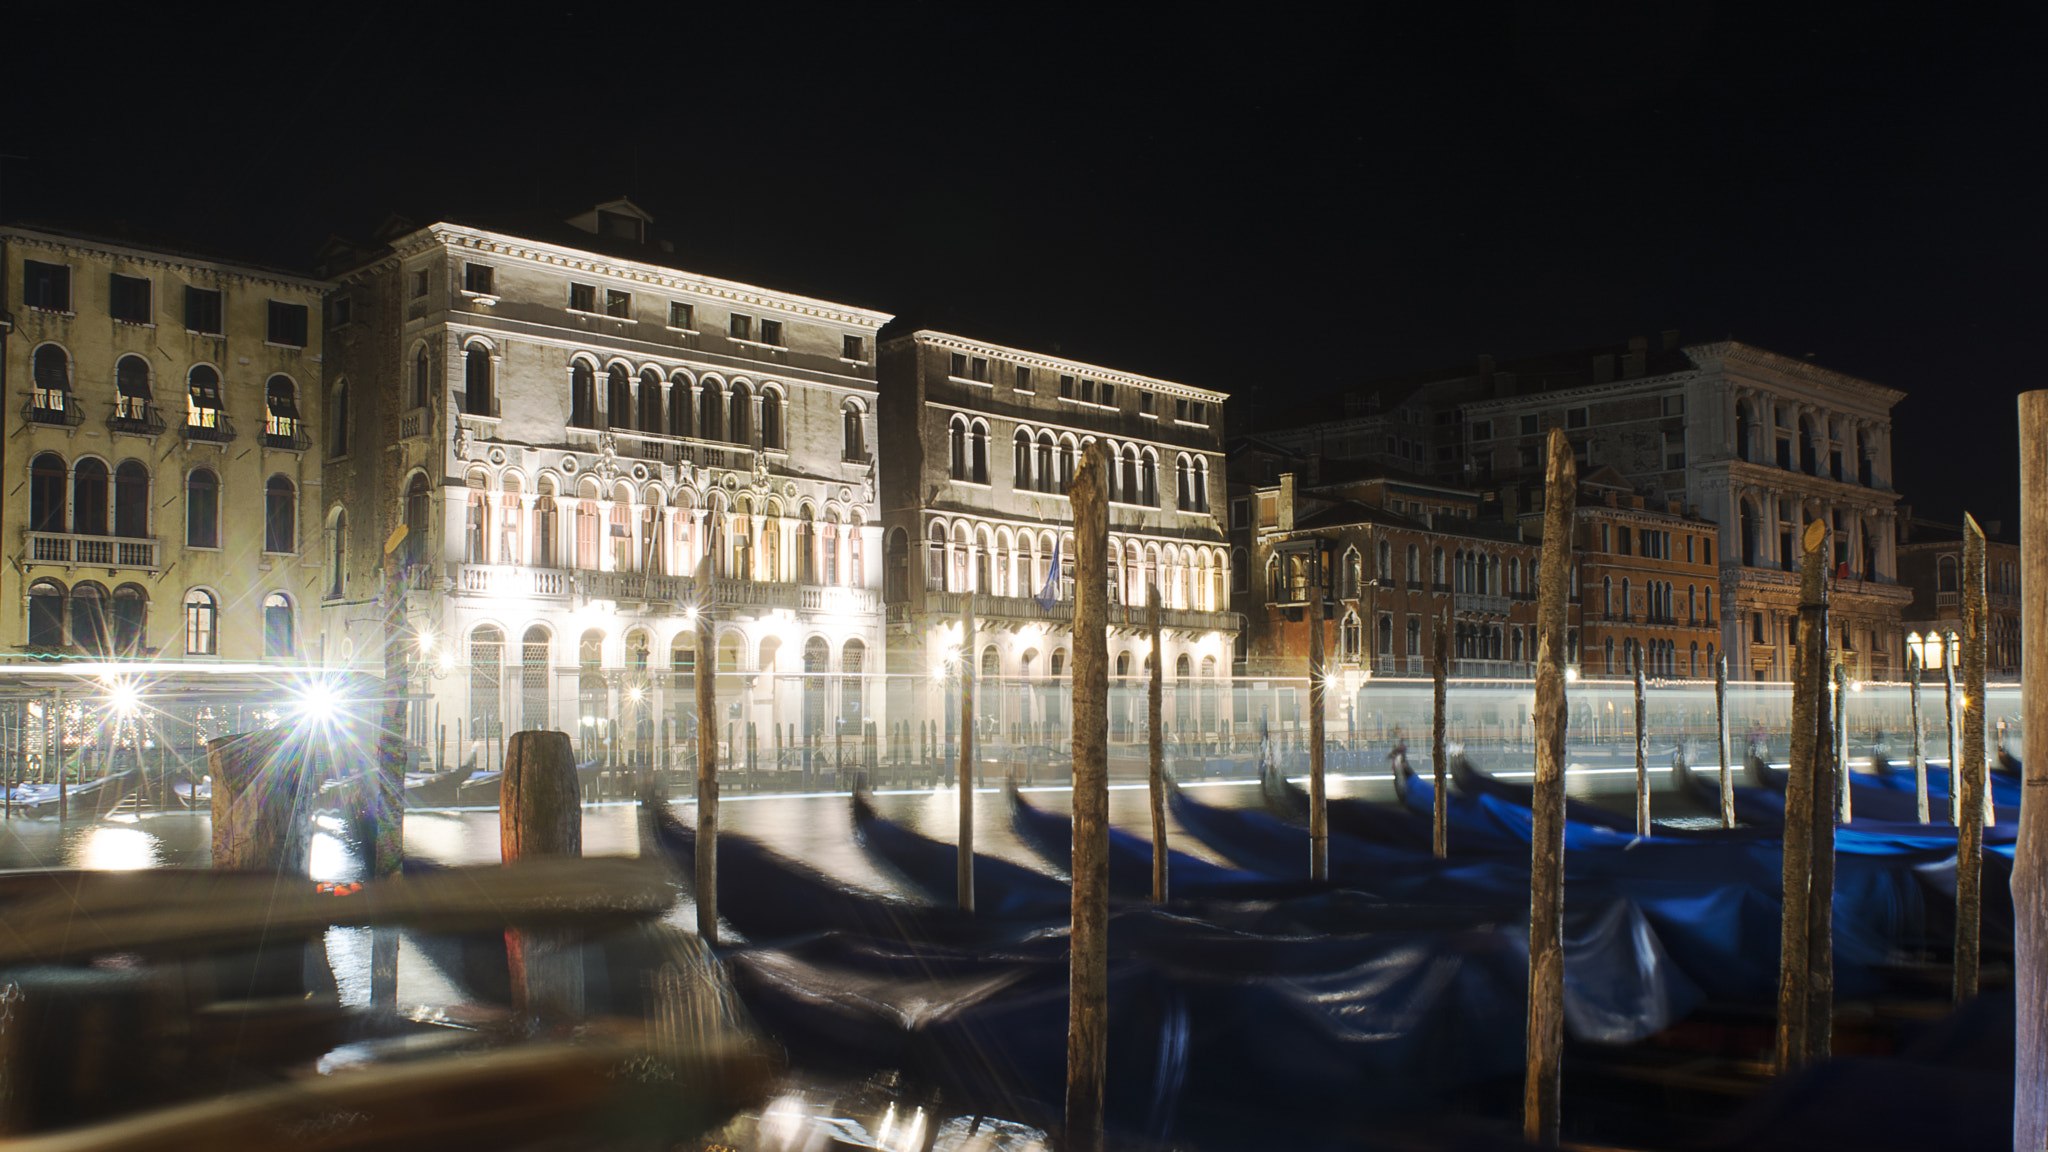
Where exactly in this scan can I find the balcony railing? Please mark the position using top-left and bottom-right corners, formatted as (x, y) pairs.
(22, 396), (82, 428)
(1456, 592), (1512, 616)
(181, 414), (236, 444)
(401, 407), (428, 440)
(569, 426), (758, 472)
(263, 424), (312, 452)
(26, 532), (161, 572)
(454, 564), (572, 599)
(920, 590), (1236, 634)
(107, 402), (167, 436)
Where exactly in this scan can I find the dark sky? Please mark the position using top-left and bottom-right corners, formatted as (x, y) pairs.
(10, 3), (2041, 525)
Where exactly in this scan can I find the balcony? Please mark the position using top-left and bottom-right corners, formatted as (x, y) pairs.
(454, 564), (573, 599)
(920, 590), (1236, 635)
(22, 396), (82, 429)
(107, 402), (167, 437)
(401, 407), (429, 440)
(263, 424), (312, 452)
(26, 532), (162, 572)
(180, 414), (236, 445)
(1456, 592), (1512, 616)
(569, 426), (756, 472)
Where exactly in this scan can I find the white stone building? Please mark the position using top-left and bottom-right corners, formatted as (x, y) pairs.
(319, 201), (891, 771)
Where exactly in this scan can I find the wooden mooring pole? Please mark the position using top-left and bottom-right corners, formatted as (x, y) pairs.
(1634, 660), (1649, 836)
(1148, 584), (1167, 902)
(1946, 653), (1961, 826)
(210, 728), (310, 875)
(501, 730), (584, 1028)
(1308, 554), (1329, 883)
(1909, 649), (1928, 824)
(1717, 652), (1734, 828)
(958, 595), (976, 912)
(1956, 513), (1988, 1001)
(1777, 520), (1835, 1071)
(1836, 663), (1852, 825)
(2010, 389), (2048, 1151)
(1065, 442), (1110, 1152)
(1524, 428), (1575, 1145)
(1432, 608), (1449, 860)
(695, 580), (719, 946)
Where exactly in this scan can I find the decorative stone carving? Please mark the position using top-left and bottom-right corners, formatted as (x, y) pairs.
(452, 422), (472, 462)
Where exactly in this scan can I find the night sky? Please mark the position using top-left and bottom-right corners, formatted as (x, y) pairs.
(10, 4), (2040, 525)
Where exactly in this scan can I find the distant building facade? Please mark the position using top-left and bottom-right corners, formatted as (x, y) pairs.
(318, 201), (891, 769)
(1548, 468), (1723, 680)
(1896, 517), (2020, 680)
(0, 225), (328, 663)
(876, 331), (1235, 751)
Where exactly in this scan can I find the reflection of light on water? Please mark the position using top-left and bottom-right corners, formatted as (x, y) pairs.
(75, 825), (158, 870)
(308, 830), (361, 883)
(404, 813), (495, 865)
(326, 927), (371, 1006)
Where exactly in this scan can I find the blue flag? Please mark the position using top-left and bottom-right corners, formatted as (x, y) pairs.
(1036, 538), (1062, 611)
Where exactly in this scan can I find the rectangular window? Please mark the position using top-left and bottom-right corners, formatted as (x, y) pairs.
(569, 283), (597, 312)
(730, 313), (754, 341)
(951, 352), (968, 378)
(1059, 374), (1075, 399)
(1230, 498), (1249, 529)
(1686, 535), (1695, 564)
(1662, 395), (1686, 416)
(184, 286), (223, 334)
(1099, 381), (1115, 405)
(1407, 617), (1422, 656)
(266, 301), (309, 347)
(1175, 398), (1188, 421)
(326, 295), (352, 327)
(1520, 414), (1538, 436)
(1470, 419), (1491, 441)
(1140, 392), (1155, 416)
(669, 301), (695, 329)
(759, 318), (783, 346)
(1519, 445), (1538, 467)
(109, 274), (152, 324)
(843, 334), (865, 360)
(1566, 406), (1588, 429)
(1014, 365), (1031, 392)
(605, 289), (631, 318)
(1752, 611), (1766, 644)
(464, 263), (495, 294)
(23, 261), (70, 311)
(1703, 538), (1713, 566)
(970, 356), (989, 382)
(412, 269), (430, 298)
(1665, 429), (1686, 470)
(1079, 379), (1095, 404)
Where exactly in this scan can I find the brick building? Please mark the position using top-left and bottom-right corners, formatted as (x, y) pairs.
(1546, 467), (1723, 679)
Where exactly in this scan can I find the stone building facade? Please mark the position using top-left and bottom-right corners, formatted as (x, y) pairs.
(1549, 468), (1724, 680)
(318, 202), (892, 770)
(0, 225), (328, 663)
(876, 331), (1235, 752)
(1896, 517), (2020, 680)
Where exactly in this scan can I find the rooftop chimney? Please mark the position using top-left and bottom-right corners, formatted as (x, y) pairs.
(1279, 473), (1296, 532)
(1592, 354), (1615, 384)
(1660, 329), (1680, 351)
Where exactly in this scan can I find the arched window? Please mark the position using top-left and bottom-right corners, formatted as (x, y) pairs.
(114, 461), (148, 538)
(760, 389), (783, 449)
(1119, 447), (1138, 503)
(1140, 451), (1158, 505)
(1938, 555), (1958, 593)
(1176, 455), (1191, 508)
(949, 416), (968, 480)
(184, 589), (218, 655)
(970, 420), (989, 484)
(1014, 429), (1032, 488)
(264, 375), (302, 448)
(72, 459), (109, 537)
(1377, 614), (1393, 655)
(802, 635), (831, 737)
(571, 361), (598, 429)
(462, 345), (493, 416)
(404, 472), (430, 538)
(31, 345), (70, 420)
(1035, 433), (1055, 492)
(471, 625), (504, 740)
(27, 580), (65, 649)
(1341, 612), (1362, 658)
(184, 468), (220, 548)
(111, 584), (146, 655)
(327, 509), (348, 598)
(521, 626), (552, 731)
(698, 379), (722, 441)
(265, 476), (296, 553)
(534, 481), (558, 567)
(727, 382), (750, 443)
(669, 374), (692, 438)
(263, 592), (295, 657)
(186, 365), (224, 433)
(607, 365), (632, 429)
(1194, 459), (1209, 511)
(827, 511), (845, 586)
(330, 381), (350, 456)
(413, 347), (431, 409)
(70, 583), (108, 656)
(30, 452), (66, 532)
(844, 639), (867, 729)
(114, 355), (153, 428)
(1232, 547), (1248, 593)
(843, 403), (865, 461)
(639, 368), (663, 433)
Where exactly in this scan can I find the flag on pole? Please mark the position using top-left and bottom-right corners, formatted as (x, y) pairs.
(1036, 538), (1062, 611)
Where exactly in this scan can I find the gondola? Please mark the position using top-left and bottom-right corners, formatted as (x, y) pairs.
(4, 768), (140, 819)
(848, 789), (1072, 916)
(1004, 783), (1326, 901)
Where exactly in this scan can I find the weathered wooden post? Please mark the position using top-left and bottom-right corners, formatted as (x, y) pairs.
(1524, 428), (1576, 1146)
(695, 577), (719, 945)
(1717, 652), (1734, 828)
(1634, 660), (1649, 836)
(958, 595), (976, 912)
(1836, 663), (1852, 825)
(2011, 389), (2048, 1151)
(1946, 651), (1961, 826)
(53, 688), (64, 823)
(1909, 649), (1928, 824)
(1308, 550), (1329, 883)
(501, 730), (584, 1027)
(372, 527), (413, 1009)
(1148, 584), (1168, 902)
(1777, 519), (1834, 1071)
(1066, 442), (1110, 1152)
(1432, 608), (1449, 859)
(1956, 513), (1988, 1001)
(210, 728), (311, 875)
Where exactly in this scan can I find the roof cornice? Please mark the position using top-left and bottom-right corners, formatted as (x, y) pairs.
(1683, 341), (1907, 405)
(391, 224), (893, 329)
(1, 226), (331, 293)
(889, 330), (1229, 403)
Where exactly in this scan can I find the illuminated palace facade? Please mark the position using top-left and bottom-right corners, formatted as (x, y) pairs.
(876, 332), (1237, 751)
(319, 202), (891, 766)
(0, 225), (328, 664)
